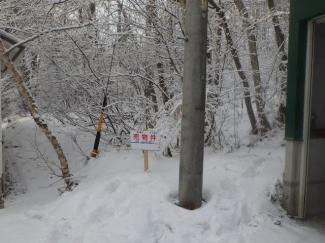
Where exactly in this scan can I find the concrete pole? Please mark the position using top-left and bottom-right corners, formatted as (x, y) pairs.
(178, 0), (208, 210)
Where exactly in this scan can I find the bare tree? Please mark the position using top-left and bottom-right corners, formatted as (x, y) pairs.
(233, 0), (271, 134)
(0, 41), (73, 190)
(267, 0), (287, 124)
(0, 0), (289, 153)
(210, 0), (258, 134)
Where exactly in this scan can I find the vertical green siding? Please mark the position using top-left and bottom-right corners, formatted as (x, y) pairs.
(285, 0), (325, 140)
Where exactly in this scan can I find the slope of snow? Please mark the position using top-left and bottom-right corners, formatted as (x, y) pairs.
(0, 118), (324, 243)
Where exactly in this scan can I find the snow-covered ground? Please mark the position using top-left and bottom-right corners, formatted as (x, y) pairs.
(0, 118), (324, 243)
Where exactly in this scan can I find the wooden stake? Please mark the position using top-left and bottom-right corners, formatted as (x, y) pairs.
(143, 129), (148, 172)
(144, 149), (149, 172)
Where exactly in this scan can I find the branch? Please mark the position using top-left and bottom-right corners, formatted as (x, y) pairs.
(44, 0), (68, 25)
(5, 22), (95, 54)
(208, 0), (221, 12)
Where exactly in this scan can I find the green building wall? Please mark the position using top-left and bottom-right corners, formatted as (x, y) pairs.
(286, 0), (325, 140)
(284, 0), (325, 218)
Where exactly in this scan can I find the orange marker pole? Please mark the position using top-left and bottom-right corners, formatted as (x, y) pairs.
(91, 95), (107, 158)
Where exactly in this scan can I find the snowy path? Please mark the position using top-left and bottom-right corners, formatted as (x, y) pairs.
(0, 118), (324, 243)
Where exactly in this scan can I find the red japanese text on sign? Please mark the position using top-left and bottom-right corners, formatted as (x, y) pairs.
(150, 134), (156, 141)
(133, 133), (139, 141)
(130, 131), (159, 151)
(142, 134), (148, 141)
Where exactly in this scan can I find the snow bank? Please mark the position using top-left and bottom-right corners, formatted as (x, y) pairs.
(0, 118), (324, 243)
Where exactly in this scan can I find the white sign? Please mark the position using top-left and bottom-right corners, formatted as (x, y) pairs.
(130, 131), (160, 151)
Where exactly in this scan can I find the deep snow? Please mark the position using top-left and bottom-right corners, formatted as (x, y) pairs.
(0, 118), (324, 243)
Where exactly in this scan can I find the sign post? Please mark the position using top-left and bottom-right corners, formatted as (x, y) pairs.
(130, 130), (159, 172)
(144, 149), (148, 172)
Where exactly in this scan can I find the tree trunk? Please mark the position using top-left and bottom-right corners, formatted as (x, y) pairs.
(267, 0), (287, 124)
(178, 0), (208, 210)
(233, 0), (271, 134)
(145, 0), (159, 113)
(89, 2), (96, 21)
(214, 20), (223, 86)
(209, 0), (258, 134)
(147, 0), (170, 106)
(117, 2), (122, 33)
(157, 62), (169, 104)
(0, 41), (73, 190)
(0, 175), (4, 209)
(78, 8), (83, 24)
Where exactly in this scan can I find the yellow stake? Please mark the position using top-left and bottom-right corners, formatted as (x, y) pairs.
(91, 95), (107, 158)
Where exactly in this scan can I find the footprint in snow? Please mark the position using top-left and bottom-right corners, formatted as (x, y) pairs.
(148, 209), (173, 242)
(220, 178), (237, 192)
(25, 209), (45, 220)
(48, 220), (72, 243)
(105, 179), (120, 194)
(242, 158), (265, 179)
(88, 205), (115, 223)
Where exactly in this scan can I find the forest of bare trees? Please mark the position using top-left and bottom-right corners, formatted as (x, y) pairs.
(0, 0), (289, 151)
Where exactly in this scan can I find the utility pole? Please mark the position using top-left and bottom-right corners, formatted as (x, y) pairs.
(178, 0), (208, 210)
